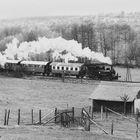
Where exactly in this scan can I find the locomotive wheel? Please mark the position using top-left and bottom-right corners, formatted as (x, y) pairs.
(80, 75), (84, 79)
(54, 74), (61, 77)
(94, 75), (99, 80)
(76, 75), (79, 79)
(89, 75), (99, 80)
(104, 76), (112, 81)
(91, 75), (98, 80)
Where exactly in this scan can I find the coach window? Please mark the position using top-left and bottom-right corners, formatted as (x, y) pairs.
(75, 67), (78, 71)
(66, 67), (69, 70)
(106, 67), (110, 70)
(57, 66), (60, 70)
(53, 66), (55, 69)
(62, 67), (64, 70)
(71, 67), (73, 71)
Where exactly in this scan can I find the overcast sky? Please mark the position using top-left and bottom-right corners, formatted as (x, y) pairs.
(0, 0), (140, 19)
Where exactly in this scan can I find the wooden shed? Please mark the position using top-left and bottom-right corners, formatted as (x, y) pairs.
(89, 81), (140, 114)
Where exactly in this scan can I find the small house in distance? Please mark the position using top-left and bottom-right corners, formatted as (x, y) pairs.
(89, 81), (140, 114)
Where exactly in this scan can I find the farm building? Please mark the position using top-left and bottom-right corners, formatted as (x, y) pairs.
(89, 81), (140, 114)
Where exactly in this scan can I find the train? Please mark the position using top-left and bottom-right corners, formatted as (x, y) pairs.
(2, 60), (119, 80)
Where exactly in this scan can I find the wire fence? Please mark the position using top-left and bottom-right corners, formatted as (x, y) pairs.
(1, 105), (140, 139)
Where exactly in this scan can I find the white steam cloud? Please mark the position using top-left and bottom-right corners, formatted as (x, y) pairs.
(1, 37), (112, 64)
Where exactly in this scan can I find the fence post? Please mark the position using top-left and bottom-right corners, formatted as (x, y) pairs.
(136, 108), (139, 138)
(6, 109), (10, 125)
(101, 105), (103, 120)
(105, 107), (108, 119)
(4, 109), (7, 125)
(91, 100), (94, 119)
(81, 108), (83, 126)
(111, 120), (114, 135)
(18, 109), (20, 125)
(54, 108), (57, 123)
(81, 77), (83, 84)
(89, 106), (91, 115)
(31, 109), (33, 124)
(72, 107), (74, 123)
(87, 118), (90, 131)
(136, 121), (138, 138)
(62, 71), (65, 82)
(39, 109), (41, 125)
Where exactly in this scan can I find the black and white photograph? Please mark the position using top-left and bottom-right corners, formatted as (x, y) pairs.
(0, 0), (140, 139)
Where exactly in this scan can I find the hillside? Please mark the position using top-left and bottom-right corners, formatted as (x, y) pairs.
(1, 12), (140, 29)
(0, 12), (140, 65)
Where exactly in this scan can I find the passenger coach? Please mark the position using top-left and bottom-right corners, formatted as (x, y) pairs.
(50, 62), (83, 78)
(20, 61), (50, 75)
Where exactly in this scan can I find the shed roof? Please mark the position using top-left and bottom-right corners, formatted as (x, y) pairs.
(89, 81), (140, 102)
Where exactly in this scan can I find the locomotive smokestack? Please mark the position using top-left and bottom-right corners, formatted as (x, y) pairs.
(0, 37), (112, 65)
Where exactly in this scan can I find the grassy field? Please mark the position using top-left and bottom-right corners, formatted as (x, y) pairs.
(0, 75), (138, 140)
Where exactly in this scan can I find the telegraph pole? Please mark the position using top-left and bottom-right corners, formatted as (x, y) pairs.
(125, 60), (132, 82)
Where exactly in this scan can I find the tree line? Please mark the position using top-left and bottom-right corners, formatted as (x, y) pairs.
(0, 20), (140, 66)
(59, 22), (140, 66)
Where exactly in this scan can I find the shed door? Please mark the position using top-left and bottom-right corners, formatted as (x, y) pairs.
(134, 99), (140, 114)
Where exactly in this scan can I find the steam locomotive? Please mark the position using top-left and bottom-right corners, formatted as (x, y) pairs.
(2, 60), (119, 80)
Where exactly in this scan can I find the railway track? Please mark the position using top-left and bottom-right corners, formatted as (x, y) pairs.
(23, 75), (140, 85)
(22, 75), (100, 85)
(1, 72), (140, 84)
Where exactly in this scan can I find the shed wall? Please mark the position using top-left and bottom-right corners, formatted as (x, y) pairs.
(93, 99), (133, 113)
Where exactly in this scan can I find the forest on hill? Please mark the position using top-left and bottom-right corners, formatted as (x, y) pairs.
(0, 12), (140, 66)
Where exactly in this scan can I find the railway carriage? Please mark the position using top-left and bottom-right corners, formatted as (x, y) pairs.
(20, 61), (50, 75)
(50, 62), (84, 78)
(4, 60), (21, 72)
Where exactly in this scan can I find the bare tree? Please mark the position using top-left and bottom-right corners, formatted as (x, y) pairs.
(120, 94), (130, 115)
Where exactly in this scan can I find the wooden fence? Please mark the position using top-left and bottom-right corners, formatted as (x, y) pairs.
(92, 106), (140, 138)
(6, 106), (135, 136)
(2, 106), (109, 133)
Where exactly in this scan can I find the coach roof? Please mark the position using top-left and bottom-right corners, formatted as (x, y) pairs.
(51, 62), (83, 67)
(21, 61), (49, 65)
(5, 60), (21, 63)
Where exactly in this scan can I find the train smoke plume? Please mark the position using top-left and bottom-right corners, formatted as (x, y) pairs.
(2, 37), (112, 64)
